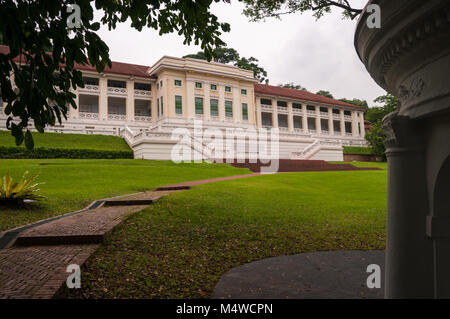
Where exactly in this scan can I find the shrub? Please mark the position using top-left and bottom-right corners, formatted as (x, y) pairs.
(343, 146), (375, 156)
(0, 171), (45, 205)
(0, 146), (133, 159)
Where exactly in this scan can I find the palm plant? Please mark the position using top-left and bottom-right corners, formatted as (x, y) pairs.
(0, 171), (45, 205)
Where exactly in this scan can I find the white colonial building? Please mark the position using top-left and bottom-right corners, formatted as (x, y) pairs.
(0, 46), (367, 161)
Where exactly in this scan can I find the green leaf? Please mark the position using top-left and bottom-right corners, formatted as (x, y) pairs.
(25, 130), (34, 150)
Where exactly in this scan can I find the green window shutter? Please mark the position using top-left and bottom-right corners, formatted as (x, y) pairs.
(242, 103), (248, 120)
(210, 99), (219, 116)
(195, 97), (204, 115)
(225, 101), (233, 117)
(175, 96), (183, 114)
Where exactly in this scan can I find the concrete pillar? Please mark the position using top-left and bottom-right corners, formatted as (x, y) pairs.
(256, 99), (262, 128)
(302, 104), (308, 134)
(360, 114), (366, 138)
(328, 107), (334, 135)
(272, 102), (278, 128)
(219, 85), (225, 121)
(233, 86), (240, 123)
(288, 102), (294, 132)
(186, 80), (195, 119)
(340, 110), (346, 137)
(99, 77), (108, 120)
(204, 86), (211, 121)
(352, 111), (359, 137)
(315, 106), (321, 134)
(70, 89), (79, 119)
(126, 80), (134, 122)
(383, 114), (434, 298)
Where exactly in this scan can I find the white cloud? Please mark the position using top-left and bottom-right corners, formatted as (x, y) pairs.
(95, 1), (386, 106)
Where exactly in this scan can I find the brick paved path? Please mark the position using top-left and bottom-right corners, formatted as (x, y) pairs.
(0, 175), (261, 299)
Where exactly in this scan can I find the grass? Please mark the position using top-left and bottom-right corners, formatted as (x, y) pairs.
(0, 159), (250, 231)
(343, 146), (374, 155)
(69, 162), (387, 299)
(0, 130), (130, 151)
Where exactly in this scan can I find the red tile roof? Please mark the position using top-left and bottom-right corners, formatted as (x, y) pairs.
(254, 84), (367, 110)
(0, 45), (154, 79)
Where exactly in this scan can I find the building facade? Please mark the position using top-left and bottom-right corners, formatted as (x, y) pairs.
(0, 48), (367, 161)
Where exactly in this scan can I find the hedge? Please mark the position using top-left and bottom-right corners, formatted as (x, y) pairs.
(0, 146), (134, 159)
(343, 146), (375, 156)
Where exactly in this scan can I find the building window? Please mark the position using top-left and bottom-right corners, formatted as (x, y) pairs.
(242, 103), (248, 121)
(225, 101), (233, 117)
(278, 114), (288, 128)
(175, 95), (183, 115)
(83, 77), (99, 86)
(333, 109), (340, 115)
(135, 100), (151, 117)
(160, 96), (164, 115)
(108, 80), (126, 88)
(321, 119), (329, 132)
(320, 107), (328, 113)
(345, 122), (352, 134)
(307, 118), (316, 130)
(344, 110), (351, 116)
(210, 84), (217, 91)
(225, 86), (232, 93)
(358, 122), (362, 136)
(277, 101), (287, 108)
(334, 120), (341, 132)
(195, 82), (202, 89)
(261, 98), (272, 105)
(241, 89), (247, 95)
(261, 112), (272, 127)
(307, 105), (316, 112)
(160, 80), (163, 88)
(108, 97), (126, 115)
(79, 95), (99, 113)
(195, 97), (204, 115)
(293, 116), (302, 129)
(174, 80), (182, 87)
(134, 83), (151, 91)
(293, 103), (302, 110)
(210, 99), (219, 116)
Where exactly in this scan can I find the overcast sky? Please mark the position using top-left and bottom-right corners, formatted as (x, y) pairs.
(95, 0), (386, 107)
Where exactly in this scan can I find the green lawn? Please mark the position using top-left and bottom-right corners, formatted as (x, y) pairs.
(0, 159), (250, 231)
(68, 162), (387, 299)
(0, 130), (130, 151)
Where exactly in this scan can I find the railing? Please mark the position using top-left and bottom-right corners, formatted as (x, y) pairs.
(344, 115), (352, 121)
(299, 139), (320, 157)
(279, 127), (289, 132)
(79, 85), (99, 94)
(307, 110), (316, 116)
(333, 114), (341, 120)
(346, 132), (353, 137)
(292, 108), (302, 114)
(108, 114), (127, 121)
(108, 87), (127, 95)
(309, 129), (317, 134)
(277, 106), (288, 113)
(134, 89), (151, 98)
(134, 116), (152, 122)
(321, 130), (330, 135)
(261, 104), (272, 111)
(334, 131), (342, 136)
(79, 112), (99, 119)
(320, 112), (329, 118)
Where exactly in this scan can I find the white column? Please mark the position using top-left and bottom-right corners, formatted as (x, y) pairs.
(360, 114), (366, 138)
(288, 102), (294, 132)
(219, 85), (225, 121)
(233, 86), (240, 123)
(328, 107), (334, 135)
(315, 106), (321, 134)
(256, 99), (262, 128)
(186, 80), (195, 119)
(126, 80), (134, 122)
(272, 102), (278, 128)
(69, 89), (79, 119)
(302, 104), (308, 134)
(352, 111), (359, 137)
(340, 109), (346, 137)
(99, 77), (108, 120)
(204, 86), (211, 121)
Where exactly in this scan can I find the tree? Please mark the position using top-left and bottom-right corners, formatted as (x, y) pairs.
(183, 46), (269, 83)
(242, 0), (364, 21)
(316, 90), (334, 99)
(278, 83), (308, 91)
(1, 0), (231, 149)
(339, 98), (369, 108)
(364, 94), (399, 161)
